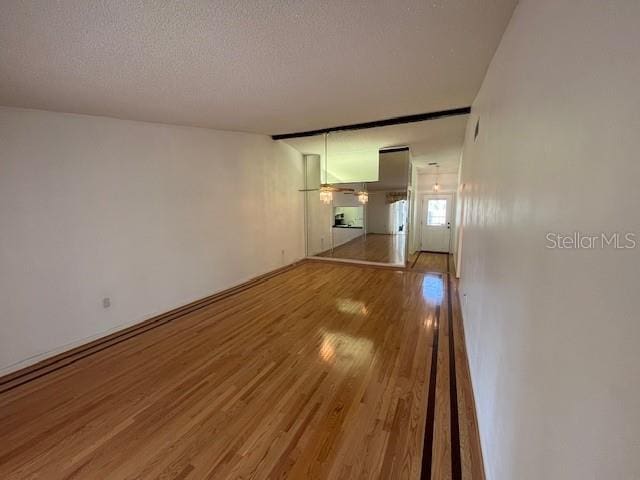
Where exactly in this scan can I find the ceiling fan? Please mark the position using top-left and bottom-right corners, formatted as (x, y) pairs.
(298, 184), (355, 204)
(298, 184), (354, 193)
(298, 133), (356, 203)
(341, 183), (373, 204)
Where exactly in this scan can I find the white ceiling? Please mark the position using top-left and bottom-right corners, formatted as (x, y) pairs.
(283, 115), (468, 174)
(0, 1), (517, 135)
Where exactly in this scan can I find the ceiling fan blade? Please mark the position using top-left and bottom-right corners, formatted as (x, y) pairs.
(298, 188), (320, 192)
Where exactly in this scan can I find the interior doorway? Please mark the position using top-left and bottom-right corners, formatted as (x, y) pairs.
(390, 199), (408, 234)
(420, 193), (453, 252)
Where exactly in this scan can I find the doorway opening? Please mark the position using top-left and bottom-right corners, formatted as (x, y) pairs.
(390, 199), (408, 234)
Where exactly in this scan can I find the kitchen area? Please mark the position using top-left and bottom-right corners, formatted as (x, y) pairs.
(332, 204), (364, 248)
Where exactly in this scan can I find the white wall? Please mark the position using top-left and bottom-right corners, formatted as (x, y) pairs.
(333, 191), (361, 208)
(0, 107), (305, 374)
(304, 155), (333, 256)
(417, 171), (459, 193)
(453, 161), (465, 276)
(367, 192), (392, 234)
(408, 162), (420, 254)
(458, 1), (640, 479)
(332, 227), (364, 248)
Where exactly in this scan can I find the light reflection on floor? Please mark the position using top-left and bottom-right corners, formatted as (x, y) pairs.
(319, 275), (443, 367)
(335, 298), (369, 316)
(422, 314), (437, 330)
(421, 274), (444, 304)
(318, 329), (374, 367)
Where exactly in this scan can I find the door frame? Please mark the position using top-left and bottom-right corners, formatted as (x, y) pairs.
(420, 193), (455, 253)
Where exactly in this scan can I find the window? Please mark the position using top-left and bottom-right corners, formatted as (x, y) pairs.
(426, 199), (447, 226)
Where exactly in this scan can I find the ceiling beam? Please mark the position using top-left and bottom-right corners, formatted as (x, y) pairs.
(379, 146), (410, 154)
(271, 106), (471, 140)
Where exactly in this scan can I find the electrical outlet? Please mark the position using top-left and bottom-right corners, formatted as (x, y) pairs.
(102, 297), (111, 309)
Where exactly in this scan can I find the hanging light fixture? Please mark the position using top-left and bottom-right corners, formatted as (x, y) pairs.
(357, 191), (369, 204)
(319, 187), (333, 205)
(357, 183), (369, 204)
(433, 164), (440, 192)
(320, 133), (333, 204)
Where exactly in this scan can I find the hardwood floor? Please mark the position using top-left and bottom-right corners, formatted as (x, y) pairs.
(409, 251), (452, 274)
(0, 261), (483, 479)
(316, 233), (406, 264)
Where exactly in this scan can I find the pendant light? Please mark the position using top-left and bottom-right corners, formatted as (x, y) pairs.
(320, 188), (333, 205)
(433, 164), (440, 192)
(357, 183), (369, 204)
(319, 133), (333, 204)
(319, 189), (333, 205)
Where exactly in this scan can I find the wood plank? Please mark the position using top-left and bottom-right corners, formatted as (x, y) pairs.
(316, 233), (406, 264)
(410, 252), (450, 274)
(431, 275), (452, 480)
(0, 261), (485, 479)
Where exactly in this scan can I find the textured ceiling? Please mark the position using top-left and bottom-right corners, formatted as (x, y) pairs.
(0, 0), (517, 134)
(283, 115), (468, 174)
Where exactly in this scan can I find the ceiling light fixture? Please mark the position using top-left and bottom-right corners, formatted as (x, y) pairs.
(433, 164), (440, 192)
(320, 187), (333, 205)
(357, 183), (369, 204)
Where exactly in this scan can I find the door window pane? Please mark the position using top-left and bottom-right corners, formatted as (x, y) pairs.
(426, 199), (447, 226)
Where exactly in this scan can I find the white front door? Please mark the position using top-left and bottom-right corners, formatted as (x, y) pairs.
(421, 194), (453, 252)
